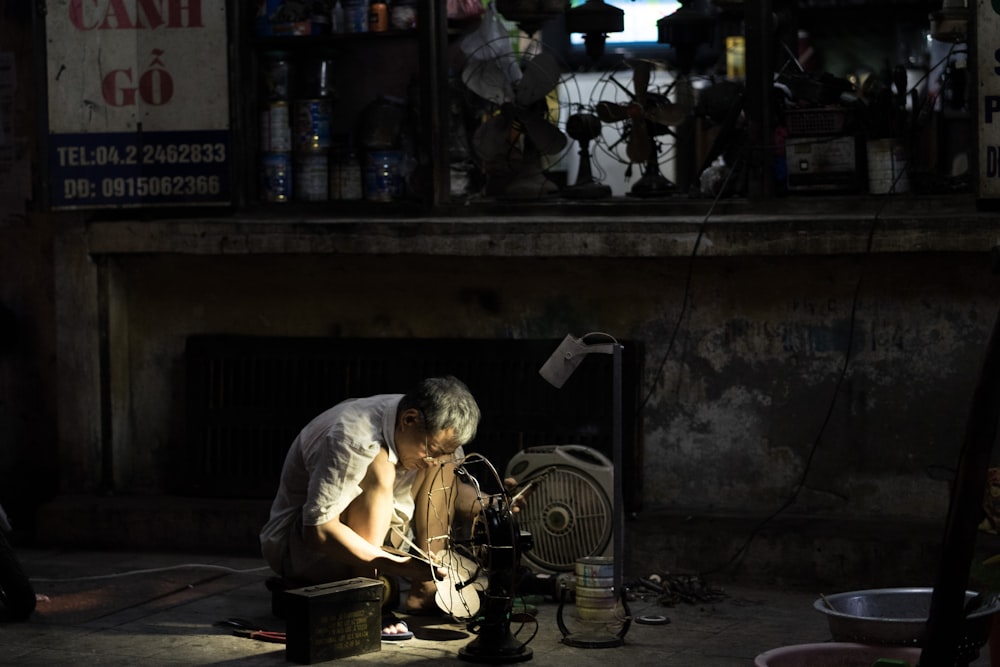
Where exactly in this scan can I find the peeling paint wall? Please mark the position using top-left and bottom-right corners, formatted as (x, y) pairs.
(644, 254), (996, 520)
(92, 250), (1000, 524)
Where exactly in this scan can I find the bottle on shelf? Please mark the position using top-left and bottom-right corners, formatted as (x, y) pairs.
(343, 0), (368, 32)
(331, 0), (345, 33)
(330, 135), (364, 201)
(369, 0), (389, 32)
(259, 50), (292, 203)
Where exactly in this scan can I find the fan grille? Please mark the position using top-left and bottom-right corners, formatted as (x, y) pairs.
(517, 467), (612, 572)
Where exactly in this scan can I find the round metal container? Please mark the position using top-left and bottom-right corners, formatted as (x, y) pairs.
(575, 556), (614, 583)
(343, 0), (367, 33)
(293, 153), (328, 201)
(292, 99), (333, 153)
(813, 587), (999, 660)
(259, 151), (291, 203)
(368, 1), (388, 32)
(363, 150), (403, 202)
(259, 101), (291, 152)
(329, 145), (363, 200)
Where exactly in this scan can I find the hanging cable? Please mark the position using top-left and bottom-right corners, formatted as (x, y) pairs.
(702, 141), (904, 577)
(629, 65), (923, 574)
(635, 145), (744, 417)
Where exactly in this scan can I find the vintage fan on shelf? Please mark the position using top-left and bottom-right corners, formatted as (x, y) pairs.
(461, 36), (570, 198)
(561, 106), (613, 200)
(592, 58), (691, 197)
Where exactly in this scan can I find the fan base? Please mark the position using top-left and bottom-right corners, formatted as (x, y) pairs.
(561, 632), (625, 649)
(627, 170), (676, 198)
(459, 632), (534, 663)
(487, 169), (560, 200)
(561, 181), (612, 200)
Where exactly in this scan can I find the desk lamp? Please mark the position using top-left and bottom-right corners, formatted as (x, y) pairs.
(539, 332), (631, 648)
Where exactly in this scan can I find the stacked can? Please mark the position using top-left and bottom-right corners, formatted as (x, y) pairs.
(259, 50), (292, 203)
(368, 0), (388, 32)
(364, 150), (403, 202)
(291, 53), (335, 202)
(292, 99), (332, 201)
(343, 0), (368, 32)
(574, 557), (617, 622)
(330, 136), (363, 201)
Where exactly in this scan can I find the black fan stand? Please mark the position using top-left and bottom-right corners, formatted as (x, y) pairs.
(457, 492), (534, 664)
(561, 112), (611, 200)
(627, 125), (676, 198)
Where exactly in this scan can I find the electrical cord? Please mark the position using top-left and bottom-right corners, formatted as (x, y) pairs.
(630, 67), (915, 575)
(635, 145), (741, 417)
(701, 138), (901, 578)
(30, 562), (271, 583)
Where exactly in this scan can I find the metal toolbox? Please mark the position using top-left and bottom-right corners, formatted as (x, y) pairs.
(284, 577), (383, 664)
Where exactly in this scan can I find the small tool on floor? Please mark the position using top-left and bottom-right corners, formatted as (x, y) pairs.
(217, 617), (286, 643)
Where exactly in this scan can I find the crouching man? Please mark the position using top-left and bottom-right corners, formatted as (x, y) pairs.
(260, 375), (481, 639)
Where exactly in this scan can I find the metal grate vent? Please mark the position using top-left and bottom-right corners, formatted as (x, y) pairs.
(517, 467), (613, 572)
(180, 336), (641, 510)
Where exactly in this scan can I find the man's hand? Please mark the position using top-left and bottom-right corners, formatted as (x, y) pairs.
(505, 476), (528, 512)
(380, 546), (447, 581)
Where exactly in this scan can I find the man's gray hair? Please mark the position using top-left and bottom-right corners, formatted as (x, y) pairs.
(400, 376), (480, 445)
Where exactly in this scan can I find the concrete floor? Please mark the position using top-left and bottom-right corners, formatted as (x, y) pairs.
(0, 549), (994, 666)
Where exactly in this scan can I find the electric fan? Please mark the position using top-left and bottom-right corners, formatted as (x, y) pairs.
(561, 107), (612, 199)
(461, 37), (569, 198)
(504, 445), (614, 573)
(419, 452), (536, 664)
(592, 59), (690, 197)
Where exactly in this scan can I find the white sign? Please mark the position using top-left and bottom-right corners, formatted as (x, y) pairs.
(45, 0), (231, 208)
(980, 0), (1000, 198)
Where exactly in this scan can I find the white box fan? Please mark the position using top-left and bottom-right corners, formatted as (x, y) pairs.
(505, 444), (614, 573)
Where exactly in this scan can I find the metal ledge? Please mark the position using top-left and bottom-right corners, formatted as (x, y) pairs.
(83, 195), (1000, 258)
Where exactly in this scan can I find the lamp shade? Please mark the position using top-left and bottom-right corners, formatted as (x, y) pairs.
(565, 0), (624, 35)
(657, 3), (714, 47)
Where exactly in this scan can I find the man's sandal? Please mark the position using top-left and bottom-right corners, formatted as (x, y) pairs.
(381, 612), (413, 641)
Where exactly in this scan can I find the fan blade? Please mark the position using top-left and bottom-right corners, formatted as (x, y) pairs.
(434, 549), (484, 619)
(515, 110), (568, 156)
(514, 52), (561, 107)
(631, 59), (651, 104)
(646, 101), (687, 126)
(627, 120), (651, 163)
(596, 101), (629, 123)
(472, 114), (515, 163)
(462, 57), (515, 106)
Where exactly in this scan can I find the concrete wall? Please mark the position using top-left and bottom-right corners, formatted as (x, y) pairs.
(0, 3), (59, 533)
(73, 245), (1000, 527)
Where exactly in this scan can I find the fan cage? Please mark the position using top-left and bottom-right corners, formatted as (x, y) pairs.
(588, 64), (679, 176)
(460, 35), (582, 180)
(516, 466), (613, 572)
